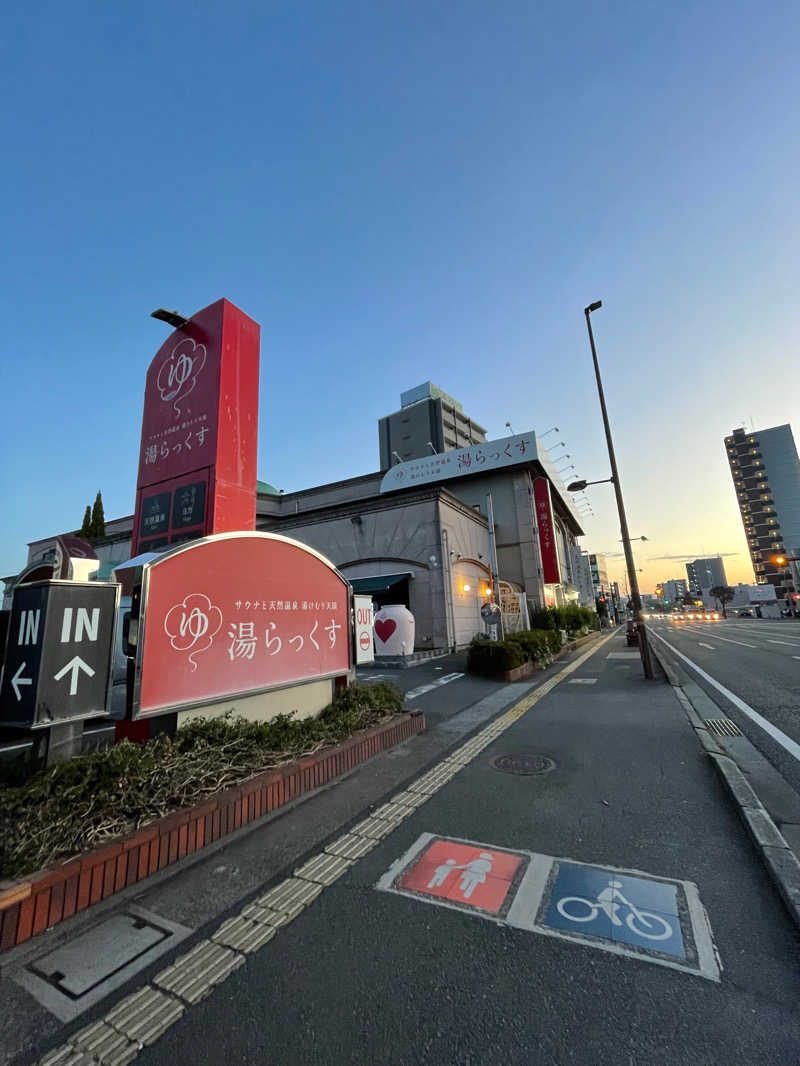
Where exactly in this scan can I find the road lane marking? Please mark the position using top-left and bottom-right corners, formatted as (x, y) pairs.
(406, 673), (465, 700)
(651, 631), (800, 763)
(697, 642), (715, 650)
(680, 626), (757, 649)
(768, 640), (800, 648)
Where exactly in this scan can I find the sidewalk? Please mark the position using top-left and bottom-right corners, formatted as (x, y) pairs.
(18, 632), (800, 1065)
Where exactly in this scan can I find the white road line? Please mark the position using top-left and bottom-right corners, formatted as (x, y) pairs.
(768, 640), (800, 648)
(794, 656), (800, 661)
(405, 672), (465, 701)
(651, 631), (800, 763)
(680, 626), (757, 649)
(697, 642), (715, 650)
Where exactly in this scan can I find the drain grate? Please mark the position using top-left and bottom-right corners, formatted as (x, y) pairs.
(704, 718), (743, 737)
(489, 753), (556, 776)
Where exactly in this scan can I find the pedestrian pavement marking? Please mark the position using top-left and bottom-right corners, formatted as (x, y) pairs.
(606, 652), (641, 659)
(35, 633), (616, 1066)
(377, 833), (719, 982)
(406, 672), (465, 701)
(650, 630), (800, 763)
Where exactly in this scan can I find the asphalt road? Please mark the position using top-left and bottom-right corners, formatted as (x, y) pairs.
(122, 632), (796, 1065)
(647, 616), (800, 792)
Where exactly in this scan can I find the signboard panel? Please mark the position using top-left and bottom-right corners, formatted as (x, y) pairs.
(131, 299), (260, 555)
(353, 595), (375, 665)
(379, 431), (537, 494)
(135, 533), (351, 717)
(533, 477), (560, 585)
(0, 581), (118, 728)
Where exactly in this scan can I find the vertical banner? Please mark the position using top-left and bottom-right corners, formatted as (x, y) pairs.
(533, 477), (560, 585)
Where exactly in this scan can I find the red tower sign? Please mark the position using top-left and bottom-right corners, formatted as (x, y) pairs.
(132, 299), (260, 556)
(533, 477), (560, 585)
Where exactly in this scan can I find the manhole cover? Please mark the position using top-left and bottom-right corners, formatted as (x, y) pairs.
(489, 753), (555, 776)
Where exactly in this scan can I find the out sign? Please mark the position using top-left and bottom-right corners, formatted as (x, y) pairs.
(354, 595), (375, 665)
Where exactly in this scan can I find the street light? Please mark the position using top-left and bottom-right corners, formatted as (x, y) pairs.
(584, 300), (654, 679)
(151, 308), (189, 329)
(567, 478), (614, 492)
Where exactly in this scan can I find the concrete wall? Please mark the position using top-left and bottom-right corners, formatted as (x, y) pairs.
(438, 496), (491, 646)
(175, 677), (334, 727)
(273, 495), (446, 649)
(446, 469), (545, 606)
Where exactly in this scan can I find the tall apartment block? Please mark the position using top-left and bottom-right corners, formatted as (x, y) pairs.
(725, 424), (800, 599)
(685, 557), (727, 593)
(378, 383), (487, 470)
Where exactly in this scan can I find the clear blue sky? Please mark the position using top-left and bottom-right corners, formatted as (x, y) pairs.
(2, 1), (798, 592)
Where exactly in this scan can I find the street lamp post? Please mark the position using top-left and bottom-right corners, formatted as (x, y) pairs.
(584, 301), (654, 679)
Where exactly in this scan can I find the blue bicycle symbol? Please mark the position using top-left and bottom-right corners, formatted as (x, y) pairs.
(556, 878), (673, 940)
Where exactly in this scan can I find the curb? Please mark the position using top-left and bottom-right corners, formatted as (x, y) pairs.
(651, 639), (800, 930)
(0, 712), (426, 955)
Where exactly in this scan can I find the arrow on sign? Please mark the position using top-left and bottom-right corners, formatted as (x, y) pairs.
(11, 662), (33, 701)
(54, 656), (95, 696)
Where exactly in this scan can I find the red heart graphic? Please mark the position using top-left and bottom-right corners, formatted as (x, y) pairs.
(374, 618), (397, 644)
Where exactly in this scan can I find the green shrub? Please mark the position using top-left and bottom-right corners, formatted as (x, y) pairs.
(529, 607), (557, 630)
(507, 628), (561, 661)
(467, 639), (526, 677)
(0, 682), (402, 879)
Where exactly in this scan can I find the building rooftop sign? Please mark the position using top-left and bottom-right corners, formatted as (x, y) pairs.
(379, 431), (539, 494)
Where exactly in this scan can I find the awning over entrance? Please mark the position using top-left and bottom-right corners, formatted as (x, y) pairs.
(348, 572), (411, 594)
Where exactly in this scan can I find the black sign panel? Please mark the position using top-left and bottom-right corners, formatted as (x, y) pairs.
(140, 537), (170, 553)
(140, 492), (171, 537)
(0, 584), (49, 725)
(0, 582), (118, 729)
(172, 481), (206, 529)
(170, 532), (201, 545)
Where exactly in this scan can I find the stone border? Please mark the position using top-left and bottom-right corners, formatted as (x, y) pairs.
(0, 712), (426, 954)
(650, 639), (800, 930)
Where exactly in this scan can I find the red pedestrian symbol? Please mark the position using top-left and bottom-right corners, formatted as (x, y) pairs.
(398, 838), (522, 913)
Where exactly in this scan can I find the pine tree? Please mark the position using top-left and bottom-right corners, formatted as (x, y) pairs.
(90, 491), (105, 539)
(79, 505), (92, 539)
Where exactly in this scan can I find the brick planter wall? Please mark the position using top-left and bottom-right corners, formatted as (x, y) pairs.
(0, 712), (425, 954)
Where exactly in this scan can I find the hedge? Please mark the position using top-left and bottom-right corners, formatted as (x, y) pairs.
(467, 627), (562, 677)
(0, 682), (404, 879)
(529, 605), (598, 634)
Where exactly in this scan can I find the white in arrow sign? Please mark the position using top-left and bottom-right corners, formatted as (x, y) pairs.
(11, 662), (33, 701)
(54, 656), (95, 696)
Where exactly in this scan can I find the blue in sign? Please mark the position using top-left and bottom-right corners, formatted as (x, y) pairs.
(542, 862), (685, 960)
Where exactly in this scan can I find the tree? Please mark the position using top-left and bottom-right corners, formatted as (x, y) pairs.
(79, 505), (92, 539)
(710, 585), (735, 618)
(89, 491), (105, 540)
(681, 591), (695, 606)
